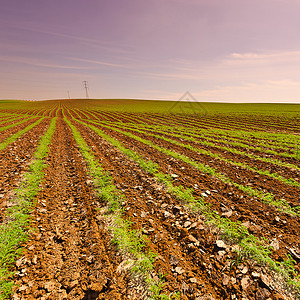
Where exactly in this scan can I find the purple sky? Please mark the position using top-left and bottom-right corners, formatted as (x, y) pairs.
(1, 0), (300, 102)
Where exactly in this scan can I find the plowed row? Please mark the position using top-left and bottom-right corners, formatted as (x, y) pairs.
(0, 100), (299, 300)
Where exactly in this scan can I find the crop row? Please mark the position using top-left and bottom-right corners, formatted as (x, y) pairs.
(96, 110), (285, 135)
(86, 107), (300, 134)
(0, 117), (45, 151)
(101, 112), (300, 165)
(157, 113), (299, 147)
(95, 118), (300, 177)
(0, 117), (57, 299)
(66, 108), (299, 215)
(78, 109), (300, 155)
(176, 113), (300, 133)
(0, 116), (37, 134)
(70, 110), (300, 204)
(131, 121), (298, 155)
(137, 113), (300, 148)
(66, 109), (300, 294)
(69, 109), (300, 173)
(67, 110), (300, 282)
(0, 104), (61, 119)
(0, 115), (24, 125)
(101, 121), (300, 188)
(83, 119), (299, 215)
(63, 112), (171, 299)
(166, 112), (300, 134)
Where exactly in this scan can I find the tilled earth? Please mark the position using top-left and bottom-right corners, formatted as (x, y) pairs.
(0, 118), (40, 144)
(12, 118), (129, 299)
(0, 104), (299, 300)
(78, 119), (300, 256)
(0, 118), (50, 222)
(70, 118), (294, 300)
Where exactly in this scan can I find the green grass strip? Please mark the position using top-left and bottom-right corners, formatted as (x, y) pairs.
(100, 121), (300, 189)
(63, 114), (170, 300)
(73, 108), (92, 120)
(110, 121), (300, 166)
(184, 123), (300, 151)
(126, 115), (299, 151)
(81, 118), (300, 172)
(176, 129), (300, 165)
(0, 117), (57, 300)
(0, 116), (36, 133)
(159, 125), (300, 169)
(79, 118), (299, 216)
(0, 114), (19, 120)
(0, 116), (23, 125)
(84, 109), (104, 121)
(144, 121), (298, 155)
(169, 125), (300, 160)
(74, 116), (300, 295)
(166, 115), (300, 146)
(0, 117), (45, 151)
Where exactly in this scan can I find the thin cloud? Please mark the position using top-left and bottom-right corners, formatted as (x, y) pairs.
(130, 70), (202, 80)
(4, 20), (133, 55)
(228, 50), (300, 63)
(0, 56), (90, 70)
(68, 57), (129, 69)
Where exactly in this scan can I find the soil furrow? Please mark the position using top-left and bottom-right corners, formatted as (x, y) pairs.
(109, 123), (300, 199)
(70, 116), (296, 300)
(0, 118), (39, 143)
(12, 118), (128, 299)
(99, 122), (300, 208)
(0, 118), (50, 218)
(120, 122), (300, 167)
(74, 121), (300, 262)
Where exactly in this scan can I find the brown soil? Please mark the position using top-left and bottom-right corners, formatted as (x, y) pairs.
(0, 105), (297, 300)
(0, 118), (50, 220)
(12, 118), (130, 299)
(76, 119), (300, 271)
(106, 124), (300, 205)
(68, 114), (296, 299)
(0, 118), (40, 143)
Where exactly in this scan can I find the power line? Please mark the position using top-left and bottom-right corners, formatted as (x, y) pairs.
(83, 80), (89, 99)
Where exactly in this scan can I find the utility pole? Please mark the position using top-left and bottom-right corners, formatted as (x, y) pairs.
(67, 90), (70, 99)
(83, 80), (89, 99)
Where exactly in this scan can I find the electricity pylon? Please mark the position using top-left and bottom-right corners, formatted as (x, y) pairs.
(83, 81), (89, 99)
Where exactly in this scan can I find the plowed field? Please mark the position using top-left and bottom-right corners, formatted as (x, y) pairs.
(0, 100), (299, 300)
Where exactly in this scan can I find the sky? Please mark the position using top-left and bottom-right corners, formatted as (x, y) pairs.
(1, 0), (300, 102)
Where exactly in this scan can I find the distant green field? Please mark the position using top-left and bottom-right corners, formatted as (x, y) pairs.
(0, 99), (300, 116)
(0, 100), (25, 106)
(0, 100), (23, 103)
(65, 99), (300, 116)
